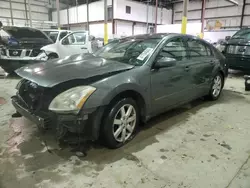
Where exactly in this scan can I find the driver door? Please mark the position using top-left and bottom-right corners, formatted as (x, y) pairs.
(58, 31), (89, 58)
(150, 37), (191, 114)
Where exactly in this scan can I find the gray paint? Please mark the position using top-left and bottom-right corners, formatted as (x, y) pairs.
(15, 34), (227, 120)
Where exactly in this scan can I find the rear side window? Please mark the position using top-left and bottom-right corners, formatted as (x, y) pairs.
(205, 44), (213, 56)
(187, 39), (211, 57)
(158, 38), (187, 61)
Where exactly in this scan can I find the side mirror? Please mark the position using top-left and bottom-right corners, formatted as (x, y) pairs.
(62, 39), (69, 45)
(89, 35), (95, 41)
(154, 57), (177, 69)
(225, 36), (231, 41)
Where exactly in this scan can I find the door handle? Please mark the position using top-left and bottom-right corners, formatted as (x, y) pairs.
(81, 47), (87, 49)
(185, 66), (190, 71)
(210, 60), (216, 65)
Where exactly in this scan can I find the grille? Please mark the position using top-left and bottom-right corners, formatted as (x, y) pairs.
(9, 49), (22, 57)
(0, 49), (6, 56)
(18, 80), (44, 112)
(30, 49), (42, 57)
(16, 80), (56, 129)
(25, 50), (31, 56)
(227, 45), (250, 55)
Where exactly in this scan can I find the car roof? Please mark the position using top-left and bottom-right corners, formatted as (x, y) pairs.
(43, 29), (69, 32)
(121, 33), (201, 40)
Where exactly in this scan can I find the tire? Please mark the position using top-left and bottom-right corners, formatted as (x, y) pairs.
(101, 98), (139, 149)
(1, 67), (14, 74)
(207, 73), (223, 100)
(48, 54), (58, 60)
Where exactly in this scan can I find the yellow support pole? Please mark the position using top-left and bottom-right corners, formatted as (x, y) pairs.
(104, 0), (108, 45)
(181, 0), (189, 34)
(104, 23), (108, 44)
(181, 16), (187, 34)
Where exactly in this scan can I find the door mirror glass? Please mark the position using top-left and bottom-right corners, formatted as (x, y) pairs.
(89, 35), (95, 41)
(225, 36), (231, 41)
(154, 57), (177, 69)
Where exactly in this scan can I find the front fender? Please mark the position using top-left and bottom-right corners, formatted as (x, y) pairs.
(41, 44), (60, 57)
(83, 70), (151, 113)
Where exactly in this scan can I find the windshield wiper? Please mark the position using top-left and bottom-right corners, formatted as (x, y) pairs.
(233, 37), (245, 39)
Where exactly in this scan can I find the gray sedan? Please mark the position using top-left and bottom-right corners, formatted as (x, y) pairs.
(12, 33), (228, 148)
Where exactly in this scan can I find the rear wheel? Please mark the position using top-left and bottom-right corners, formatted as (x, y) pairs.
(208, 73), (223, 100)
(101, 98), (139, 149)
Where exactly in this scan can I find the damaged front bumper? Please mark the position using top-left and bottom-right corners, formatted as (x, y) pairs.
(11, 95), (104, 141)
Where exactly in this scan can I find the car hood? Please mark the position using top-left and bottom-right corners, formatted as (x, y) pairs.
(2, 26), (52, 48)
(15, 53), (134, 88)
(227, 38), (250, 46)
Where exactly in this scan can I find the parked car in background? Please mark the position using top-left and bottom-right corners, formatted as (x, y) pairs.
(40, 31), (93, 60)
(0, 26), (52, 73)
(224, 28), (250, 71)
(215, 39), (226, 52)
(12, 33), (228, 148)
(43, 29), (70, 44)
(0, 28), (96, 73)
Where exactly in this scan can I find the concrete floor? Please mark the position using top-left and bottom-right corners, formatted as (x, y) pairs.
(0, 69), (250, 188)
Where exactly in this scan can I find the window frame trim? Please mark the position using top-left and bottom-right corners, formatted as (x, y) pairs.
(151, 36), (189, 68)
(62, 32), (87, 46)
(186, 37), (214, 58)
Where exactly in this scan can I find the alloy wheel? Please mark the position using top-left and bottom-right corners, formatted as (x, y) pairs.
(112, 104), (137, 143)
(212, 75), (222, 98)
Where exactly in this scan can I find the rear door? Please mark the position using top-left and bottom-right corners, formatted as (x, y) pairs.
(186, 37), (217, 97)
(58, 31), (89, 58)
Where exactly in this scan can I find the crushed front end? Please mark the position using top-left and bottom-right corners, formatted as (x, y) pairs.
(11, 80), (104, 142)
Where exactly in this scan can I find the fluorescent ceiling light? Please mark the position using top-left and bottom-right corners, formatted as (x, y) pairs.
(225, 0), (239, 5)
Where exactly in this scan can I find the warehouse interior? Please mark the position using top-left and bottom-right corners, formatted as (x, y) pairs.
(1, 0), (250, 188)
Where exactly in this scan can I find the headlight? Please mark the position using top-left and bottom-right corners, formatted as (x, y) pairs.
(35, 50), (48, 61)
(49, 86), (96, 113)
(15, 79), (26, 90)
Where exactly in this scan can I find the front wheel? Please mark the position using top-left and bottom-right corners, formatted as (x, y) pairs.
(48, 53), (58, 60)
(207, 73), (223, 100)
(102, 98), (139, 149)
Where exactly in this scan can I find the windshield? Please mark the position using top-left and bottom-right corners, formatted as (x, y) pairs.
(43, 31), (59, 43)
(232, 29), (250, 39)
(94, 38), (162, 66)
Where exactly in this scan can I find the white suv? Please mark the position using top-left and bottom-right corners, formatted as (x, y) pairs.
(42, 30), (92, 60)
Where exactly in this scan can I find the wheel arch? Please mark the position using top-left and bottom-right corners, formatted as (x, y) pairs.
(218, 70), (225, 87)
(106, 89), (147, 122)
(48, 52), (59, 59)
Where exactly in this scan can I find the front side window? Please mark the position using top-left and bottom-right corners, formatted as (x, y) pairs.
(43, 31), (59, 43)
(95, 38), (161, 66)
(59, 31), (68, 40)
(62, 32), (86, 45)
(157, 38), (187, 61)
(187, 39), (209, 57)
